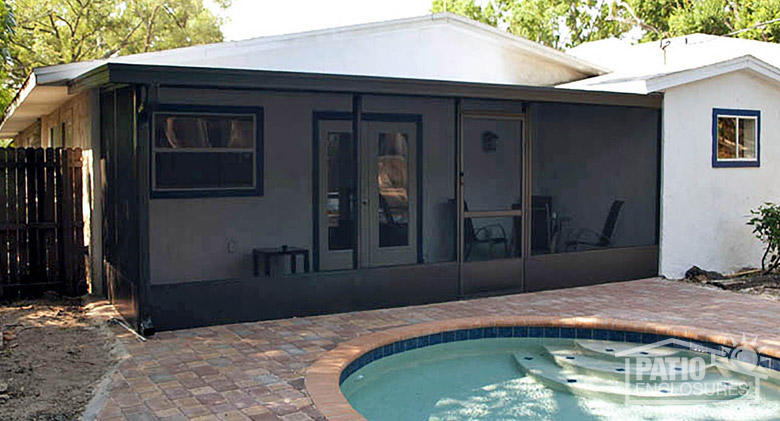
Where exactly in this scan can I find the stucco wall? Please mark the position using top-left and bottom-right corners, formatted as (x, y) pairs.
(660, 71), (780, 278)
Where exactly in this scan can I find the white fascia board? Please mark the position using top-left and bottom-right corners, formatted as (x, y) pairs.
(646, 55), (780, 92)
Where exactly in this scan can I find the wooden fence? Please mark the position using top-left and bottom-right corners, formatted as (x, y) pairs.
(0, 148), (87, 298)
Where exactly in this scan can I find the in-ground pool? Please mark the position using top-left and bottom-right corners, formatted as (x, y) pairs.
(340, 338), (780, 421)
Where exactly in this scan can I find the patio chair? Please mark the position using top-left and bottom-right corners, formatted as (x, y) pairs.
(464, 202), (510, 260)
(564, 200), (624, 251)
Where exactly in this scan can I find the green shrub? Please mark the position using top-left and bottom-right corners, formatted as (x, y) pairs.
(748, 203), (780, 274)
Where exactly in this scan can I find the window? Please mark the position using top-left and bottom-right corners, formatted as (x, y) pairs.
(152, 105), (263, 197)
(713, 108), (760, 167)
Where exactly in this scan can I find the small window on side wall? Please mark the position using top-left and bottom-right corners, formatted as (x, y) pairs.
(152, 105), (263, 198)
(712, 108), (760, 168)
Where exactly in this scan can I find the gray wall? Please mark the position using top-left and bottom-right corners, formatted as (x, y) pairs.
(149, 89), (351, 284)
(149, 90), (458, 284)
(531, 102), (659, 249)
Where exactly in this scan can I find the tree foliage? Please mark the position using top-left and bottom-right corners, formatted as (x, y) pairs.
(432, 0), (780, 49)
(748, 203), (780, 274)
(3, 0), (229, 108)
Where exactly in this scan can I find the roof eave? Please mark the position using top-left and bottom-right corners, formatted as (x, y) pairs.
(71, 62), (660, 108)
(645, 55), (780, 92)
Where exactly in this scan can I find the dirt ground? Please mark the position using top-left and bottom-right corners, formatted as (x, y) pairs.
(0, 295), (118, 421)
(680, 268), (780, 301)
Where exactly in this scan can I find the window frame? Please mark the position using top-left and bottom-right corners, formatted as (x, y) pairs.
(712, 108), (760, 168)
(150, 104), (264, 198)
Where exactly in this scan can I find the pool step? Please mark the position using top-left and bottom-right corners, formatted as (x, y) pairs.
(575, 339), (682, 360)
(544, 344), (712, 382)
(513, 351), (750, 403)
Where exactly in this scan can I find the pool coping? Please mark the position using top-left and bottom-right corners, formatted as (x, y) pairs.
(305, 315), (780, 420)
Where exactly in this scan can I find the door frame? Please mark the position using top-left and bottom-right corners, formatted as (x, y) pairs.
(457, 109), (529, 296)
(312, 111), (355, 272)
(360, 119), (420, 267)
(361, 113), (423, 266)
(313, 111), (423, 271)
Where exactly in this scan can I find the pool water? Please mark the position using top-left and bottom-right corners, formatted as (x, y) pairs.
(340, 338), (780, 421)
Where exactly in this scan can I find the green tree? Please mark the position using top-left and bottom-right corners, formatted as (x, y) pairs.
(0, 1), (14, 109)
(433, 0), (780, 49)
(3, 0), (230, 109)
(432, 0), (631, 49)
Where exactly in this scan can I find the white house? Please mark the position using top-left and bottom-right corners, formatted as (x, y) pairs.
(562, 34), (780, 279)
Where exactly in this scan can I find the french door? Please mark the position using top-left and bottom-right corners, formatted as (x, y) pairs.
(316, 117), (418, 270)
(360, 121), (418, 267)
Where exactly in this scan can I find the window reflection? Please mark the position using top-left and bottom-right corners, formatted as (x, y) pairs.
(326, 132), (355, 251)
(378, 133), (409, 248)
(156, 114), (254, 149)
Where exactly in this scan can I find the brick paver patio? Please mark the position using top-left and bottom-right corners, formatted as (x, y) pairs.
(95, 278), (780, 420)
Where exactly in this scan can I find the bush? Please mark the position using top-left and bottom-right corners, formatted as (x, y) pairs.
(748, 203), (780, 274)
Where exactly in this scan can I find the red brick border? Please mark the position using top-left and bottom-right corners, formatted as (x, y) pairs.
(305, 315), (780, 420)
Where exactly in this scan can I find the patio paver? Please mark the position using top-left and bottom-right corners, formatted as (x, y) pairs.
(95, 278), (780, 420)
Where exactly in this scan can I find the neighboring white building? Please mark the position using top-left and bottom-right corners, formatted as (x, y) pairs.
(562, 35), (780, 278)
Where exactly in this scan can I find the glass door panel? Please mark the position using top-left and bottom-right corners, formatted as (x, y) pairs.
(318, 120), (356, 271)
(362, 121), (418, 267)
(378, 132), (410, 248)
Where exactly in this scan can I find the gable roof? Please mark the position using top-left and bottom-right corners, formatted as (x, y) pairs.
(560, 54), (780, 94)
(2, 12), (605, 138)
(559, 34), (780, 93)
(35, 13), (603, 85)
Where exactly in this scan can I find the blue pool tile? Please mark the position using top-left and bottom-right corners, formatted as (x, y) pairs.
(641, 333), (658, 344)
(771, 358), (780, 372)
(403, 338), (418, 351)
(528, 327), (544, 338)
(544, 327), (560, 338)
(443, 331), (456, 343)
(575, 329), (592, 340)
(418, 335), (430, 348)
(625, 332), (641, 344)
(393, 341), (405, 354)
(455, 329), (469, 342)
(382, 344), (394, 358)
(468, 328), (484, 340)
(429, 332), (442, 345)
(759, 356), (772, 368)
(498, 327), (513, 338)
(607, 330), (625, 342)
(484, 327), (498, 338)
(592, 329), (609, 340)
(513, 326), (528, 337)
(560, 328), (575, 339)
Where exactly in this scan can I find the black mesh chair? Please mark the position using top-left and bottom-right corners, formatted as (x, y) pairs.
(464, 202), (510, 260)
(565, 200), (624, 251)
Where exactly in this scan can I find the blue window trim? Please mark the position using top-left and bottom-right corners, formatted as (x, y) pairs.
(150, 104), (264, 199)
(712, 108), (760, 168)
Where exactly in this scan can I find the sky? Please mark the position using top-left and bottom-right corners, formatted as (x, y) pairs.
(210, 0), (435, 41)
